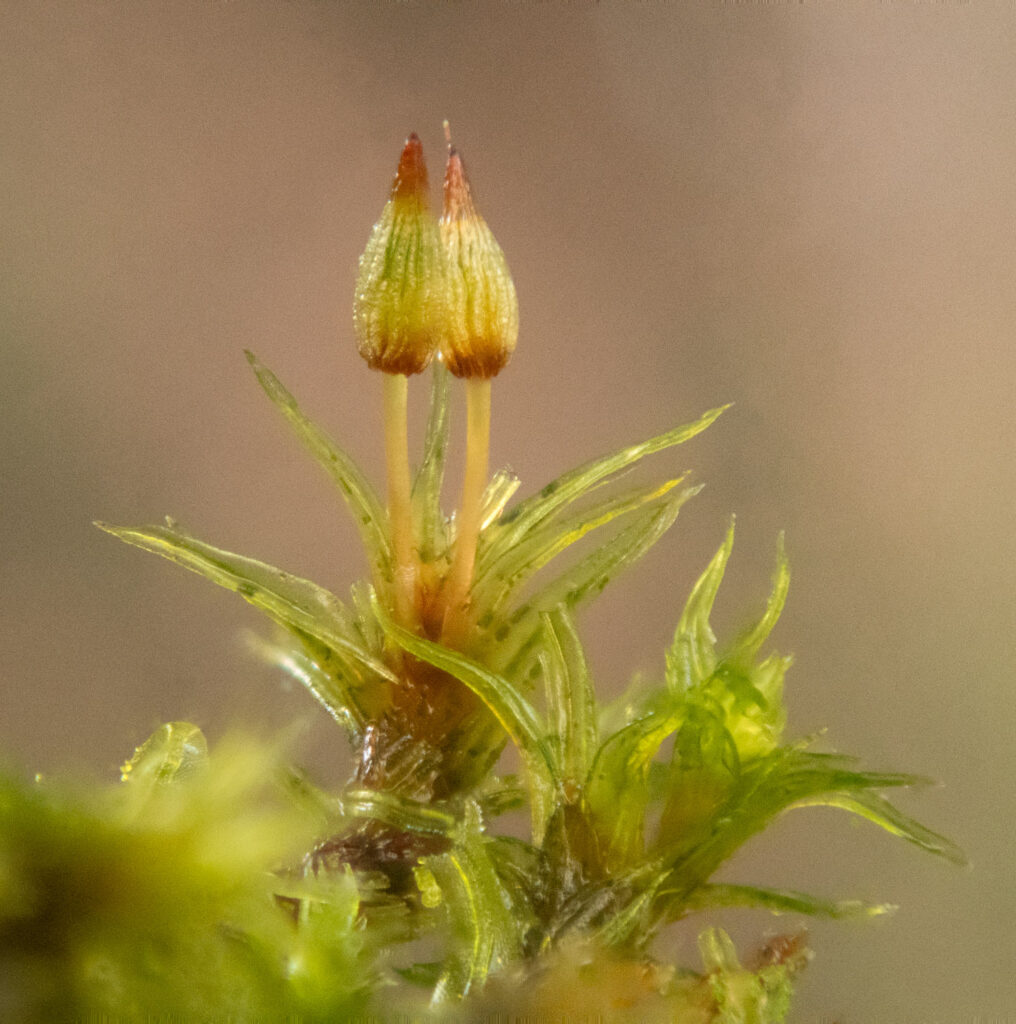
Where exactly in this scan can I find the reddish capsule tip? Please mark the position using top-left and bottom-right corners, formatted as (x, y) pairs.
(442, 148), (475, 222)
(392, 133), (429, 202)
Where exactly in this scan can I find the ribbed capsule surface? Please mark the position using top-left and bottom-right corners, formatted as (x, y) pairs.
(439, 148), (518, 379)
(353, 134), (444, 375)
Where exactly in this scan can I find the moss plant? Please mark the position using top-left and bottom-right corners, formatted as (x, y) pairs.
(1, 130), (964, 1022)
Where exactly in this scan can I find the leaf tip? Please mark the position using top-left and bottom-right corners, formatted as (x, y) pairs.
(93, 520), (124, 538)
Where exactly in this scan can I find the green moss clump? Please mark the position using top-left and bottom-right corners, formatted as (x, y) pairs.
(2, 131), (963, 1021)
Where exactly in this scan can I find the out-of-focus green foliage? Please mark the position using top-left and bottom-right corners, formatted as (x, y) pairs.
(0, 724), (388, 1021)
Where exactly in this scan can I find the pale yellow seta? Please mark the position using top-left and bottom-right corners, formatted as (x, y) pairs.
(353, 134), (444, 628)
(438, 130), (519, 643)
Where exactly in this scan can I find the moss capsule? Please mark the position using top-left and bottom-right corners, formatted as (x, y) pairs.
(439, 146), (518, 379)
(353, 134), (444, 376)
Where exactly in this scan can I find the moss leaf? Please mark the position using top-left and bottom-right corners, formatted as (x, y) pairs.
(246, 351), (391, 582)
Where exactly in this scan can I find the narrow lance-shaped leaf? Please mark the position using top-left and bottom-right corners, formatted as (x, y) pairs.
(96, 521), (397, 691)
(479, 468), (521, 531)
(245, 631), (362, 736)
(350, 579), (385, 653)
(539, 607), (598, 787)
(665, 519), (734, 694)
(585, 706), (685, 870)
(493, 487), (700, 679)
(766, 750), (931, 794)
(427, 803), (524, 1003)
(728, 531), (790, 667)
(679, 883), (894, 920)
(654, 747), (944, 904)
(245, 351), (391, 582)
(792, 789), (967, 865)
(473, 477), (688, 617)
(482, 405), (728, 566)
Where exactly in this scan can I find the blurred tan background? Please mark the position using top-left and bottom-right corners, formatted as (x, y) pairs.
(2, 2), (1012, 1019)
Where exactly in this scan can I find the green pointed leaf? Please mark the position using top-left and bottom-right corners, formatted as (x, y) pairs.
(245, 631), (363, 735)
(427, 803), (523, 1003)
(349, 579), (385, 653)
(412, 362), (451, 562)
(792, 789), (967, 865)
(654, 747), (942, 905)
(681, 883), (893, 920)
(245, 351), (391, 581)
(96, 521), (396, 694)
(730, 532), (790, 667)
(662, 531), (790, 762)
(539, 607), (598, 787)
(494, 487), (700, 678)
(474, 477), (687, 617)
(666, 520), (734, 693)
(479, 468), (522, 532)
(483, 405), (728, 569)
(767, 751), (928, 798)
(585, 705), (685, 869)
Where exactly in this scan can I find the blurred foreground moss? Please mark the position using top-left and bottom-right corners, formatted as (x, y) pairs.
(0, 726), (376, 1021)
